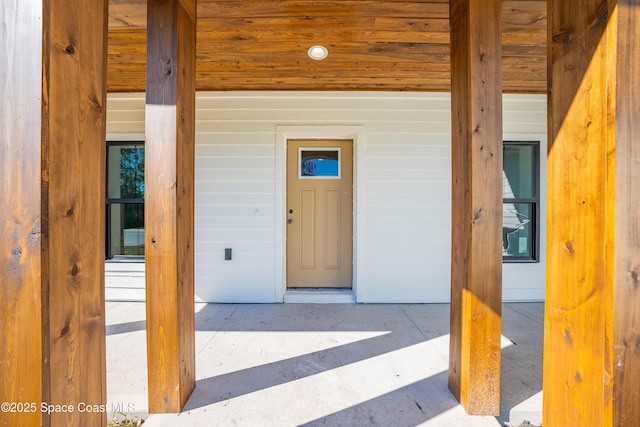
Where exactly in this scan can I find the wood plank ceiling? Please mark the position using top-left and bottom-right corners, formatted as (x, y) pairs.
(108, 0), (546, 93)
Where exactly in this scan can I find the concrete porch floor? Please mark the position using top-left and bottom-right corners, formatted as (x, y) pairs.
(106, 302), (543, 426)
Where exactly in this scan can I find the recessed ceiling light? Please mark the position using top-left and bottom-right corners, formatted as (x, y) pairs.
(308, 45), (328, 60)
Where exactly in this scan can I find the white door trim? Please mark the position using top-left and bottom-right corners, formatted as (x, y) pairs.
(275, 125), (366, 302)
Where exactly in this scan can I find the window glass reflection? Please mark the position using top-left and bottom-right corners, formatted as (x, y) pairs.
(107, 145), (144, 199)
(108, 203), (144, 257)
(300, 150), (340, 177)
(503, 203), (533, 257)
(503, 142), (538, 261)
(503, 145), (535, 199)
(106, 142), (144, 260)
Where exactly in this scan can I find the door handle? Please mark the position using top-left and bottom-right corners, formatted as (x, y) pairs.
(287, 219), (293, 224)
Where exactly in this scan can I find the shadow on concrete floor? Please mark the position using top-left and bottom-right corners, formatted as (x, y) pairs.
(106, 302), (544, 426)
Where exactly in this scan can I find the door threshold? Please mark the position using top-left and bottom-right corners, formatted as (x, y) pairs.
(284, 288), (355, 304)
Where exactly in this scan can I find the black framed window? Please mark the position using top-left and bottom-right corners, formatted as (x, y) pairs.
(106, 142), (144, 260)
(503, 141), (539, 262)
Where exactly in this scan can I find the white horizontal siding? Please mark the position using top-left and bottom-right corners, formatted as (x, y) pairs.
(106, 91), (547, 303)
(359, 124), (451, 301)
(105, 262), (145, 301)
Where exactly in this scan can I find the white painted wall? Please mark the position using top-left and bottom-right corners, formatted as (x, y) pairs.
(105, 91), (547, 303)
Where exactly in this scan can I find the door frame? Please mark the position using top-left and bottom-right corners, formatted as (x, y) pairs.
(275, 125), (366, 302)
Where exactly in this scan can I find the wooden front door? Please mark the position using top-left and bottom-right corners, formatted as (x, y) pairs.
(287, 139), (353, 288)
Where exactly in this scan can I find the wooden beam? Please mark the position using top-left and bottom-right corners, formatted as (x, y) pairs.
(0, 3), (45, 425)
(612, 1), (640, 424)
(1, 1), (108, 426)
(43, 3), (109, 425)
(448, 0), (503, 416)
(543, 1), (611, 425)
(145, 0), (196, 413)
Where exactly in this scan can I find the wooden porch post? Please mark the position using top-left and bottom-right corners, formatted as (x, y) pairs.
(544, 0), (610, 424)
(545, 0), (630, 425)
(546, 0), (640, 425)
(612, 2), (640, 424)
(448, 0), (503, 415)
(145, 0), (197, 413)
(1, 1), (108, 426)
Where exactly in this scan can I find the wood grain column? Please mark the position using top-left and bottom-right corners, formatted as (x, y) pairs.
(1, 1), (108, 426)
(612, 3), (640, 425)
(145, 0), (196, 413)
(448, 0), (503, 415)
(544, 0), (614, 425)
